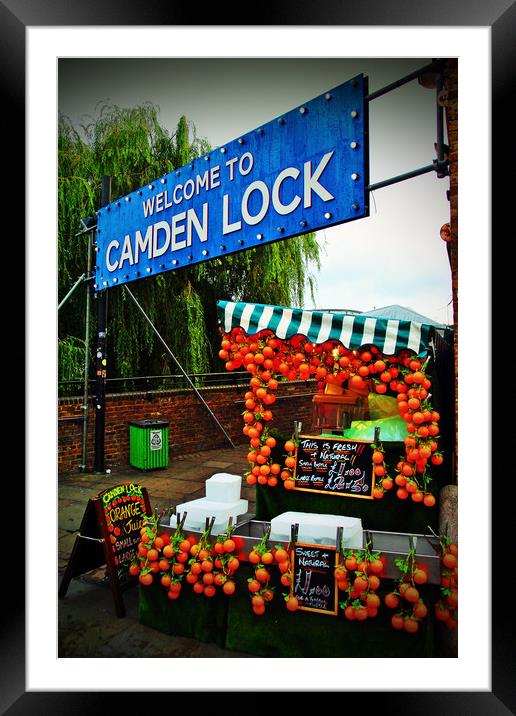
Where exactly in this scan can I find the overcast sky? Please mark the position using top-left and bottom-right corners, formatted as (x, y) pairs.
(58, 57), (453, 325)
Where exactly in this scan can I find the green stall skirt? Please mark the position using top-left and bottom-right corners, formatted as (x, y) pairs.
(139, 582), (228, 648)
(224, 565), (438, 658)
(139, 566), (440, 657)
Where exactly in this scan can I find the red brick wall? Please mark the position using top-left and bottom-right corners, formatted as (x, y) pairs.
(444, 58), (458, 483)
(58, 404), (86, 473)
(58, 381), (317, 474)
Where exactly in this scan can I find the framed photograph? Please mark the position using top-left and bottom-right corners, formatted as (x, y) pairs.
(14, 0), (508, 709)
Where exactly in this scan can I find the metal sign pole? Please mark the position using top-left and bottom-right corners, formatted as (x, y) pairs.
(93, 176), (111, 473)
(80, 229), (94, 471)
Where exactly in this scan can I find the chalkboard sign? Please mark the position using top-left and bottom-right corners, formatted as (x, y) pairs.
(98, 483), (152, 585)
(59, 483), (152, 617)
(291, 542), (339, 615)
(293, 434), (375, 499)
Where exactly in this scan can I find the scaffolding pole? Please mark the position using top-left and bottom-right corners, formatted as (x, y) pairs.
(58, 273), (86, 311)
(123, 284), (235, 448)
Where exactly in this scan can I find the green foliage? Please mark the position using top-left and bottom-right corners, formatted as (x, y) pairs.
(58, 336), (87, 388)
(58, 103), (321, 385)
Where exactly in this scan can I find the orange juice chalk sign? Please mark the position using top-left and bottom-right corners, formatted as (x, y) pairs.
(293, 435), (375, 499)
(59, 483), (152, 617)
(100, 483), (151, 571)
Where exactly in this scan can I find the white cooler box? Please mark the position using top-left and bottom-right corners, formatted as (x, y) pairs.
(205, 473), (243, 503)
(269, 511), (363, 549)
(173, 497), (248, 535)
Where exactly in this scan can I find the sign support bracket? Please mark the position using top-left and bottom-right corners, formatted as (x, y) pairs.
(366, 59), (449, 192)
(365, 59), (442, 103)
(367, 163), (439, 192)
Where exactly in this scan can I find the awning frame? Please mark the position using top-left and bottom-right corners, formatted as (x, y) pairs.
(217, 300), (434, 357)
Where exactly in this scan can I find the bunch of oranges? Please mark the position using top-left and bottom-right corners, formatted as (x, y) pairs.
(273, 545), (301, 612)
(337, 545), (386, 621)
(280, 439), (297, 490)
(131, 516), (195, 601)
(247, 544), (276, 616)
(210, 530), (241, 596)
(370, 444), (391, 500)
(391, 356), (443, 507)
(220, 330), (444, 498)
(435, 538), (458, 629)
(185, 527), (241, 598)
(246, 539), (300, 615)
(384, 549), (430, 634)
(132, 517), (242, 602)
(244, 431), (282, 488)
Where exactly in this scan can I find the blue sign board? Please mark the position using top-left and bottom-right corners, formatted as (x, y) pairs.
(94, 74), (369, 291)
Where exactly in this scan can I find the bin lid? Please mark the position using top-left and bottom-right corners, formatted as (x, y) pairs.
(128, 419), (169, 428)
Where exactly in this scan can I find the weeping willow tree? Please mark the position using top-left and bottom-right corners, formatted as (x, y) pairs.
(58, 103), (321, 385)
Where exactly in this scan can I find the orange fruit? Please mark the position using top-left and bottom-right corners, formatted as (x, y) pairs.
(251, 594), (265, 608)
(423, 493), (436, 507)
(280, 572), (292, 587)
(391, 614), (404, 630)
(255, 567), (270, 584)
(372, 450), (384, 464)
(247, 579), (261, 593)
(249, 550), (261, 564)
(222, 580), (236, 595)
(223, 539), (236, 553)
(285, 596), (299, 612)
(404, 586), (420, 603)
(384, 592), (399, 609)
(404, 617), (419, 633)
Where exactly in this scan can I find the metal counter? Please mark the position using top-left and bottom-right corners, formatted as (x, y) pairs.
(158, 515), (441, 584)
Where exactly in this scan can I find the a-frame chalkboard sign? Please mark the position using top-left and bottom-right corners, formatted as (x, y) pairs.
(59, 483), (152, 617)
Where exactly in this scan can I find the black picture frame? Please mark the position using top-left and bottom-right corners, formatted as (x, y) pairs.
(11, 0), (509, 711)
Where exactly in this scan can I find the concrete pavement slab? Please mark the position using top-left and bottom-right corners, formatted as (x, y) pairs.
(58, 501), (91, 532)
(201, 460), (234, 468)
(58, 576), (252, 658)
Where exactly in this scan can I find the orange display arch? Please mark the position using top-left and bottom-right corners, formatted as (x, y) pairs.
(219, 327), (442, 508)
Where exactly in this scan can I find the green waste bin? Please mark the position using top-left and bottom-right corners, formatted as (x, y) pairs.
(129, 419), (169, 470)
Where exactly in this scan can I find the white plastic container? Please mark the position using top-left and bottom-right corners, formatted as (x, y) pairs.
(205, 473), (242, 503)
(269, 511), (363, 549)
(173, 497), (248, 535)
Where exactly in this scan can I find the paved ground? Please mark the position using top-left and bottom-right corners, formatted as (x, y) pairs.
(58, 444), (256, 658)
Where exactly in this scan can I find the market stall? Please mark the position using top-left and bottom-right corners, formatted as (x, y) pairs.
(217, 300), (453, 525)
(138, 300), (457, 657)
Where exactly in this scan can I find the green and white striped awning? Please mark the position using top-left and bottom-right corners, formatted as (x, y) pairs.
(217, 300), (434, 356)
